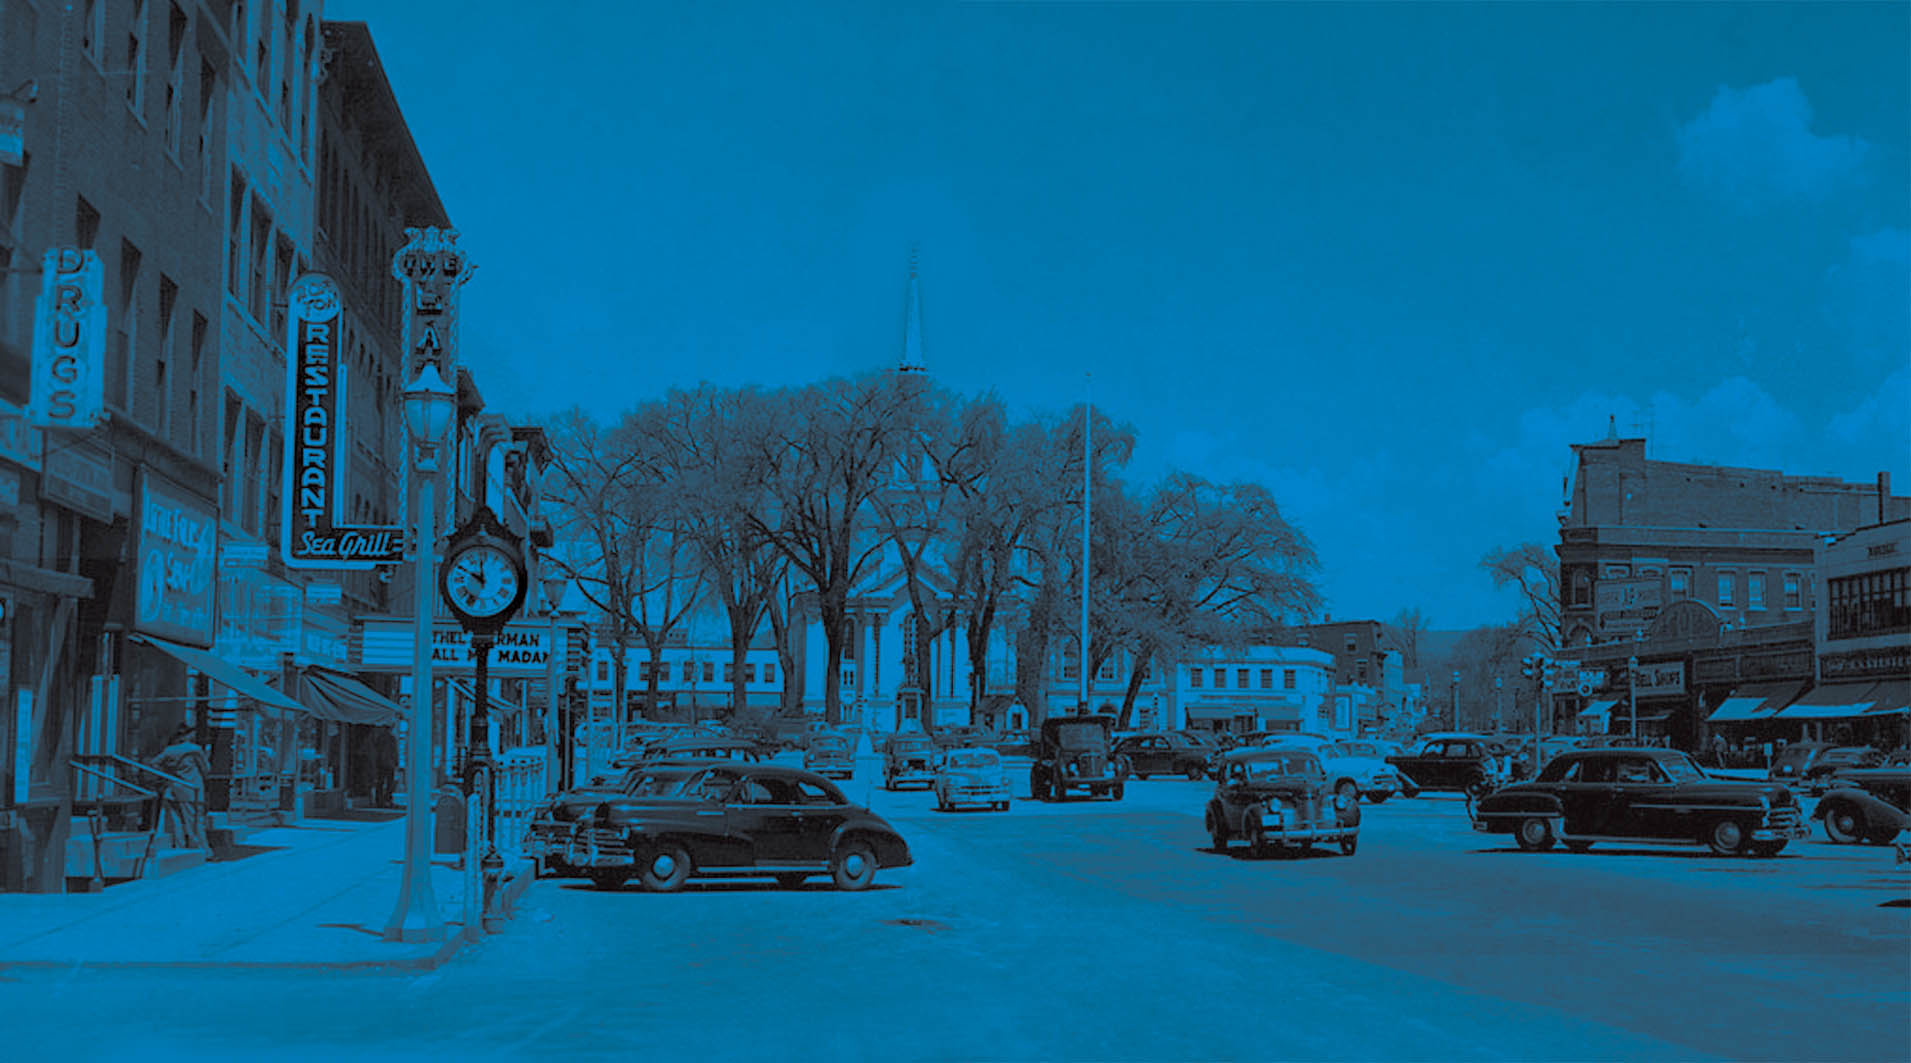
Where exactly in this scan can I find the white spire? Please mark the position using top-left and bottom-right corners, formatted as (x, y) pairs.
(900, 244), (926, 374)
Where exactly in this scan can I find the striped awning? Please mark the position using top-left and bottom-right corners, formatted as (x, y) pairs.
(1706, 681), (1803, 723)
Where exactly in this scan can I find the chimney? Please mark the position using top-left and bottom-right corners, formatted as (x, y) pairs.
(1880, 472), (1892, 524)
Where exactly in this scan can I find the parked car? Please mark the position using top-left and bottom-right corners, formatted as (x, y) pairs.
(1204, 749), (1360, 857)
(1813, 765), (1911, 845)
(1798, 746), (1886, 795)
(1028, 714), (1124, 801)
(1386, 732), (1507, 797)
(526, 762), (700, 878)
(1469, 747), (1808, 857)
(587, 734), (767, 786)
(1112, 733), (1216, 781)
(932, 747), (1012, 811)
(568, 760), (911, 891)
(1259, 735), (1401, 804)
(881, 733), (939, 790)
(1768, 741), (1834, 788)
(803, 733), (856, 780)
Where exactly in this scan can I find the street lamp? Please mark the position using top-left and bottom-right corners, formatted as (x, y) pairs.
(1628, 629), (1646, 741)
(1450, 671), (1460, 728)
(383, 363), (456, 944)
(540, 571), (568, 793)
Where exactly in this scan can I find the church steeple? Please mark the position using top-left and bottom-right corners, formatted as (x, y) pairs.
(899, 244), (926, 374)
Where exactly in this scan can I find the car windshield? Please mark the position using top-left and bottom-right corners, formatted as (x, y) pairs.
(1657, 755), (1706, 783)
(1332, 742), (1379, 758)
(1241, 755), (1318, 781)
(812, 737), (849, 752)
(945, 750), (999, 771)
(1051, 722), (1107, 747)
(1772, 745), (1819, 769)
(891, 738), (933, 753)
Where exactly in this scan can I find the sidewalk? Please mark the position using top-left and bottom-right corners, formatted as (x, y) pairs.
(0, 809), (533, 970)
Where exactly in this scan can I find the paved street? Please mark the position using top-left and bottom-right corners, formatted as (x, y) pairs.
(6, 763), (1908, 1062)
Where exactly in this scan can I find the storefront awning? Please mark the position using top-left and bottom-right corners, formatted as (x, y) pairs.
(1862, 680), (1910, 717)
(300, 668), (403, 726)
(1578, 699), (1617, 720)
(449, 678), (525, 716)
(1778, 682), (1878, 720)
(131, 634), (306, 715)
(1707, 681), (1803, 723)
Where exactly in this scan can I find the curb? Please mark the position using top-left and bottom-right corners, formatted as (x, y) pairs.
(0, 860), (540, 974)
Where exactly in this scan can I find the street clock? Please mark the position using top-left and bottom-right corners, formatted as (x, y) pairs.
(440, 506), (528, 634)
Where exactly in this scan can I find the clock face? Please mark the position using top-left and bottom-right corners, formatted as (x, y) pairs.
(445, 543), (522, 619)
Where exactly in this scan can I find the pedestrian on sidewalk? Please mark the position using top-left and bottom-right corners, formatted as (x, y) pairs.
(156, 724), (211, 849)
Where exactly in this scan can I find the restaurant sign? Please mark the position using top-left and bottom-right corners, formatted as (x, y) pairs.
(281, 273), (403, 569)
(134, 472), (218, 647)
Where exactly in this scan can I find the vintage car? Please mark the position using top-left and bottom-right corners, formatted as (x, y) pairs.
(932, 747), (1012, 811)
(1387, 732), (1506, 797)
(1112, 733), (1217, 781)
(1470, 747), (1808, 857)
(1256, 735), (1400, 804)
(1798, 746), (1886, 795)
(1768, 741), (1834, 788)
(1204, 749), (1360, 856)
(569, 760), (912, 891)
(526, 762), (690, 878)
(880, 733), (940, 790)
(803, 733), (856, 780)
(1028, 714), (1125, 801)
(587, 733), (766, 786)
(1814, 765), (1911, 845)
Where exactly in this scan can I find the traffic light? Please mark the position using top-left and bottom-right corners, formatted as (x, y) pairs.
(1521, 654), (1541, 680)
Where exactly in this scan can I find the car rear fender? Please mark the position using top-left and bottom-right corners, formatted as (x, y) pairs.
(1813, 788), (1910, 830)
(831, 824), (911, 868)
(1479, 792), (1564, 818)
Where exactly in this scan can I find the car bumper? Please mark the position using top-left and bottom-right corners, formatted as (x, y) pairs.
(942, 785), (1010, 804)
(1259, 825), (1357, 842)
(888, 770), (936, 784)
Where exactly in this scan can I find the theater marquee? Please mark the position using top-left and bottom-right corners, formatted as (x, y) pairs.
(281, 273), (404, 569)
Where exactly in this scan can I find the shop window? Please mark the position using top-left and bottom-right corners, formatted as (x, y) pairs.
(1828, 568), (1911, 639)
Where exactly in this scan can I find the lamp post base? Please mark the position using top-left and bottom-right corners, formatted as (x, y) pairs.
(480, 846), (507, 932)
(382, 898), (447, 944)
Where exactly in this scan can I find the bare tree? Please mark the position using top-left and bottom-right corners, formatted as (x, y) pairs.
(1481, 543), (1562, 651)
(1386, 606), (1431, 670)
(747, 373), (922, 725)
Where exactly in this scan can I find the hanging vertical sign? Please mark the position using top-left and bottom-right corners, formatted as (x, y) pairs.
(27, 248), (105, 429)
(281, 273), (405, 569)
(393, 227), (473, 382)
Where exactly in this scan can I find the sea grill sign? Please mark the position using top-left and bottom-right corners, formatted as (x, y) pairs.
(28, 248), (105, 429)
(280, 273), (404, 569)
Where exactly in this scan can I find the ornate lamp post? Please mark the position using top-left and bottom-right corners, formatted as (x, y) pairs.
(382, 363), (456, 944)
(541, 572), (568, 794)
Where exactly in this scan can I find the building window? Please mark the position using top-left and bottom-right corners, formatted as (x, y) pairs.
(841, 619), (857, 661)
(1097, 657), (1117, 681)
(593, 657), (609, 685)
(1571, 569), (1592, 607)
(263, 428), (281, 545)
(1259, 668), (1273, 689)
(723, 663), (735, 683)
(636, 661), (652, 683)
(1669, 568), (1690, 601)
(701, 662), (714, 683)
(744, 663), (756, 683)
(83, 0), (107, 64)
(126, 0), (149, 113)
(763, 663), (776, 684)
(1717, 573), (1735, 608)
(163, 4), (186, 154)
(1783, 573), (1801, 610)
(198, 61), (216, 202)
(1747, 572), (1765, 610)
(242, 412), (264, 532)
(1213, 669), (1226, 689)
(1236, 668), (1250, 688)
(1827, 568), (1911, 640)
(156, 275), (177, 436)
(1283, 669), (1296, 690)
(249, 201), (272, 322)
(680, 660), (694, 683)
(1188, 668), (1202, 688)
(111, 241), (141, 412)
(188, 312), (207, 454)
(222, 391), (242, 515)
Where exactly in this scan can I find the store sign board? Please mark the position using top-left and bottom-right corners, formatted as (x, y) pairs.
(1820, 647), (1911, 681)
(134, 472), (218, 647)
(1595, 578), (1662, 616)
(28, 248), (106, 429)
(1630, 661), (1685, 697)
(358, 618), (565, 677)
(281, 273), (403, 569)
(214, 564), (303, 669)
(40, 434), (113, 522)
(0, 399), (42, 471)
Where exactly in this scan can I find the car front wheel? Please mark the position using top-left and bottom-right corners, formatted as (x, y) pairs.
(1515, 816), (1556, 852)
(1706, 817), (1748, 856)
(831, 839), (878, 891)
(1339, 834), (1357, 856)
(638, 843), (692, 892)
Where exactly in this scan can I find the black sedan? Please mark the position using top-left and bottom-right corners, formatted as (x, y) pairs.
(1470, 747), (1807, 857)
(1113, 733), (1216, 780)
(570, 760), (912, 892)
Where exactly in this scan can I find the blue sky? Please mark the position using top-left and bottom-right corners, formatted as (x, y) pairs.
(325, 1), (1909, 629)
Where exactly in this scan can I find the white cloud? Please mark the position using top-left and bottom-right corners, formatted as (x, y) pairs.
(1676, 78), (1869, 210)
(1824, 227), (1911, 367)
